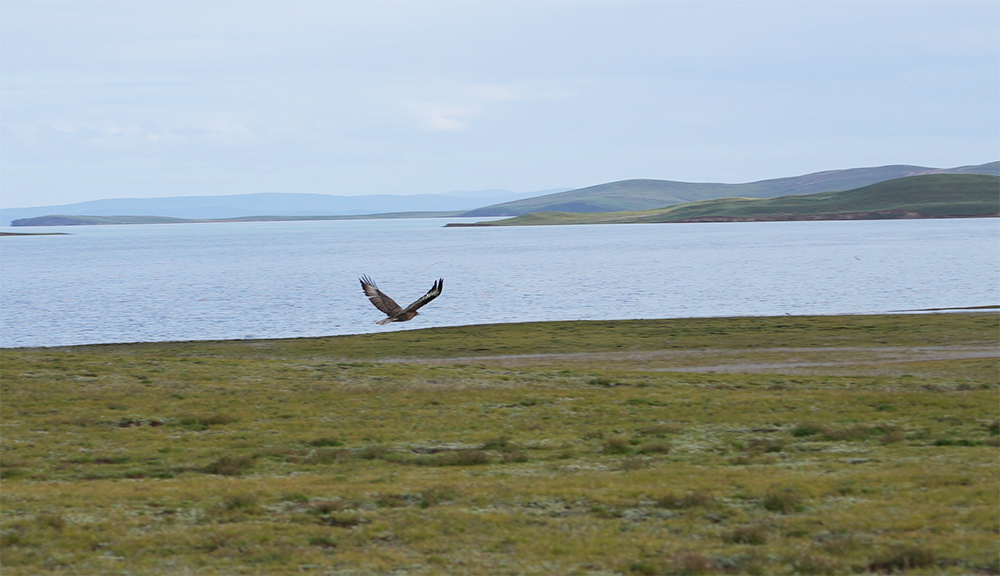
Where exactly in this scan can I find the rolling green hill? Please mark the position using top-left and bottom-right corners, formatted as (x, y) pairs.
(462, 161), (999, 217)
(454, 174), (999, 226)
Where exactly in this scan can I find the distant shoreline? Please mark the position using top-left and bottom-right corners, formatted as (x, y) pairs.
(4, 308), (996, 350)
(11, 210), (993, 229)
(445, 211), (999, 227)
(9, 212), (462, 227)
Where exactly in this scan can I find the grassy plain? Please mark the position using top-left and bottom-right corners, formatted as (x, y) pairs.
(2, 313), (998, 575)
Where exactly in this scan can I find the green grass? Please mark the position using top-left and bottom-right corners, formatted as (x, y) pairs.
(471, 174), (999, 226)
(2, 312), (998, 575)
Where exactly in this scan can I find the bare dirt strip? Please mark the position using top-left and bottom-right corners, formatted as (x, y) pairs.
(378, 345), (998, 376)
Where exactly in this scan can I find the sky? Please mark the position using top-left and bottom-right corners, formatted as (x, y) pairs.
(1, 1), (998, 209)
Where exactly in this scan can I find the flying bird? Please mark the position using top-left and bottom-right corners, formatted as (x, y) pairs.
(360, 276), (443, 325)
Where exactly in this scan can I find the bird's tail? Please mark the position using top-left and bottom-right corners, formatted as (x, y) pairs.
(375, 317), (397, 325)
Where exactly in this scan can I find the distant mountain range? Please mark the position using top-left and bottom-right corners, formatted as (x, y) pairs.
(1, 189), (567, 227)
(449, 174), (1000, 226)
(4, 162), (997, 226)
(460, 162), (999, 216)
(10, 212), (466, 227)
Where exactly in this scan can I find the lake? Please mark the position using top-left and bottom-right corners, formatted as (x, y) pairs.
(1, 218), (997, 348)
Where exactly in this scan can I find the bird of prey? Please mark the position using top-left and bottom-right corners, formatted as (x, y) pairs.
(360, 276), (444, 325)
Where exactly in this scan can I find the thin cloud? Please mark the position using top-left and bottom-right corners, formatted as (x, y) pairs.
(403, 101), (480, 132)
(0, 1), (996, 207)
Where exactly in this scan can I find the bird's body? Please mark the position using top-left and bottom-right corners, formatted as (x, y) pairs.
(360, 276), (443, 325)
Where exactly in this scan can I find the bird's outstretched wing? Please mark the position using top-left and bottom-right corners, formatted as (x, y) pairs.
(360, 275), (403, 316)
(401, 278), (444, 314)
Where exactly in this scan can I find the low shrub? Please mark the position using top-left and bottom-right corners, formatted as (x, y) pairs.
(637, 441), (671, 454)
(625, 398), (659, 406)
(589, 377), (616, 387)
(789, 554), (840, 575)
(356, 445), (391, 460)
(602, 438), (634, 455)
(304, 448), (349, 464)
(37, 513), (66, 531)
(879, 427), (905, 444)
(628, 560), (660, 575)
(323, 513), (366, 528)
(479, 436), (511, 450)
(437, 450), (491, 466)
(203, 455), (255, 476)
(793, 422), (896, 442)
(178, 413), (236, 430)
(762, 486), (804, 514)
(309, 499), (347, 515)
(420, 485), (458, 508)
(255, 446), (304, 461)
(670, 551), (714, 575)
(792, 422), (824, 437)
(724, 525), (768, 545)
(636, 423), (682, 437)
(307, 437), (343, 447)
(0, 468), (26, 479)
(308, 535), (337, 548)
(824, 425), (875, 441)
(201, 413), (236, 426)
(590, 505), (622, 519)
(501, 449), (529, 463)
(867, 545), (936, 572)
(92, 454), (132, 465)
(374, 493), (411, 508)
(619, 457), (647, 471)
(746, 438), (784, 453)
(657, 491), (715, 509)
(409, 450), (491, 466)
(222, 494), (258, 511)
(712, 551), (766, 575)
(933, 438), (981, 446)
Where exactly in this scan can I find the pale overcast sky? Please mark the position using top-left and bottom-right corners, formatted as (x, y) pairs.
(1, 1), (997, 209)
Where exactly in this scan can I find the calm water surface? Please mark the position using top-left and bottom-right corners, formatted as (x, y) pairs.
(1, 218), (997, 348)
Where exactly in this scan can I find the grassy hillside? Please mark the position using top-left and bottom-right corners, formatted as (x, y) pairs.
(1, 313), (998, 575)
(461, 174), (999, 226)
(462, 162), (999, 217)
